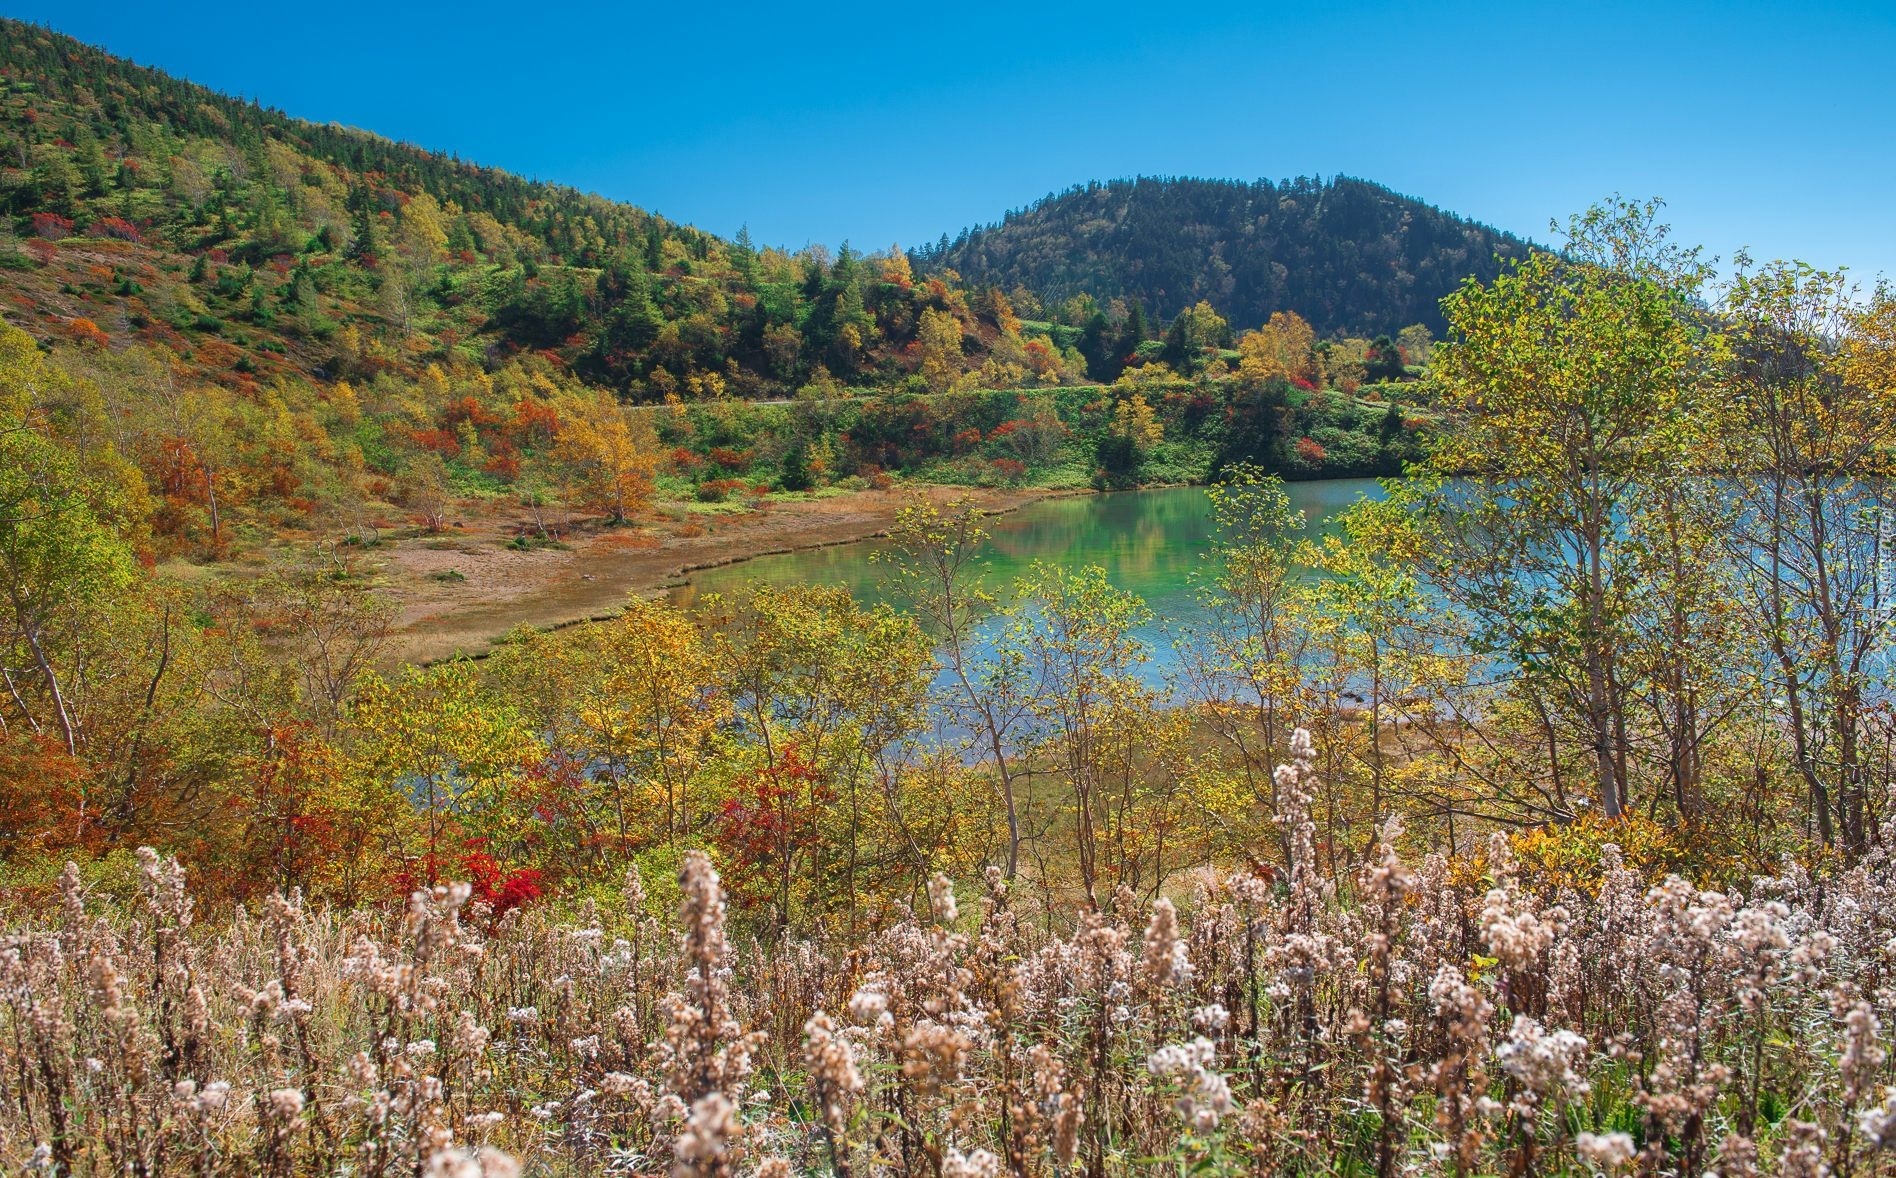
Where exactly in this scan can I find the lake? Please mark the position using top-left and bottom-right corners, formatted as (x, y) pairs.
(666, 479), (1386, 678)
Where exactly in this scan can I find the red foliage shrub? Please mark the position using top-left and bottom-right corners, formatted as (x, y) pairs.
(90, 217), (141, 243)
(30, 213), (72, 240)
(407, 426), (462, 459)
(463, 846), (546, 917)
(393, 841), (547, 920)
(61, 317), (109, 348)
(509, 398), (561, 448)
(443, 396), (503, 431)
(696, 477), (747, 503)
(711, 745), (831, 911)
(1294, 436), (1328, 466)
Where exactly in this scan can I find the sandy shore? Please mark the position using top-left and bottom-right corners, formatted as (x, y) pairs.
(378, 485), (1068, 665)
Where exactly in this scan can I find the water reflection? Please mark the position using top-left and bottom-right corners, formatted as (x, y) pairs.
(667, 480), (1386, 684)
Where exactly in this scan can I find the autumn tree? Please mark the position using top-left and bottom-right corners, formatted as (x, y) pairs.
(1396, 323), (1434, 368)
(555, 396), (661, 524)
(1002, 563), (1159, 908)
(1297, 496), (1455, 847)
(719, 584), (934, 934)
(917, 308), (965, 394)
(1238, 310), (1317, 387)
(1159, 300), (1229, 374)
(880, 495), (1032, 879)
(0, 325), (137, 759)
(1096, 392), (1162, 487)
(1396, 199), (1715, 821)
(493, 598), (728, 858)
(399, 451), (454, 532)
(1722, 264), (1896, 851)
(347, 661), (543, 881)
(244, 559), (394, 736)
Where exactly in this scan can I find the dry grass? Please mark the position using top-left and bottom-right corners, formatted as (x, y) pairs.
(5, 737), (1896, 1176)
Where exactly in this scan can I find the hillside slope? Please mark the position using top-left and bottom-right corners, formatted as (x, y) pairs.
(0, 19), (1038, 399)
(913, 175), (1534, 336)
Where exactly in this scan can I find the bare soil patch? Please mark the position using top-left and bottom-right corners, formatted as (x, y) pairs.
(377, 485), (1068, 664)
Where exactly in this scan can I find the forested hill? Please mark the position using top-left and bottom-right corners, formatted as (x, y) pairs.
(913, 176), (1535, 336)
(0, 18), (1524, 406)
(0, 20), (1050, 398)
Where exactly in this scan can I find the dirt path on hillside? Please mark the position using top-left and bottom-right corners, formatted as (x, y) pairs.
(378, 485), (1067, 664)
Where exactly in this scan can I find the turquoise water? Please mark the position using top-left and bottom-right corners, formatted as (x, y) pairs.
(666, 480), (1386, 673)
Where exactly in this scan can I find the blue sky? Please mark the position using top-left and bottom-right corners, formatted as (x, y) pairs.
(10, 0), (1893, 282)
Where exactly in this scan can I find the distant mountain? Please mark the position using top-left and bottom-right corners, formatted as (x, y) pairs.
(913, 176), (1536, 336)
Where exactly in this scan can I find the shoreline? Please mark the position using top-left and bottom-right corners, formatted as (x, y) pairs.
(381, 483), (1081, 665)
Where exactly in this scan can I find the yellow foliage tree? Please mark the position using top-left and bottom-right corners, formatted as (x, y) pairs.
(1111, 393), (1163, 450)
(917, 308), (965, 394)
(347, 661), (544, 877)
(1237, 310), (1317, 386)
(555, 396), (660, 523)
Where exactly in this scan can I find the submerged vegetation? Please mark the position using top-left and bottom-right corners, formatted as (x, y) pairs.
(3, 15), (1896, 1178)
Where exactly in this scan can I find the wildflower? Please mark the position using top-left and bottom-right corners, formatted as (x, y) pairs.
(928, 872), (959, 924)
(943, 1148), (1003, 1177)
(1495, 1015), (1589, 1122)
(1778, 1120), (1828, 1178)
(1191, 1003), (1230, 1034)
(673, 1092), (740, 1176)
(1860, 1086), (1896, 1151)
(847, 985), (891, 1026)
(451, 1009), (490, 1058)
(601, 1071), (639, 1097)
(803, 1009), (862, 1120)
(1140, 897), (1192, 992)
(1479, 834), (1565, 975)
(1839, 997), (1886, 1107)
(1148, 1037), (1234, 1131)
(901, 1019), (970, 1095)
(422, 1147), (522, 1178)
(1575, 1131), (1636, 1170)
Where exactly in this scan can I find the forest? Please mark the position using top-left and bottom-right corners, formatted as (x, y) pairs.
(912, 176), (1534, 338)
(6, 15), (1896, 1178)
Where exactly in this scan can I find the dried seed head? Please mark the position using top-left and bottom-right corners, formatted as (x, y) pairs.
(673, 1092), (740, 1176)
(1575, 1131), (1636, 1171)
(942, 1148), (1002, 1178)
(266, 1087), (306, 1121)
(422, 1147), (521, 1178)
(927, 872), (958, 925)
